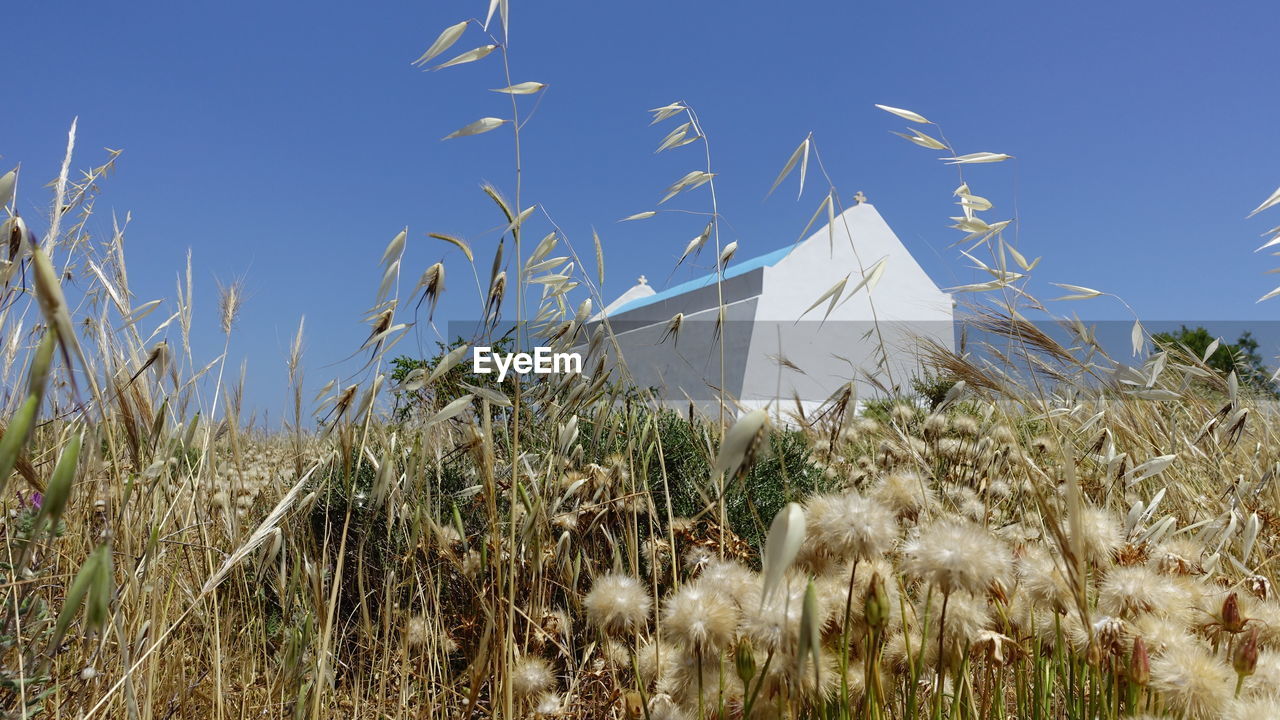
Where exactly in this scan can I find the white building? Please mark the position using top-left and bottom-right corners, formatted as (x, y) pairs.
(584, 198), (955, 416)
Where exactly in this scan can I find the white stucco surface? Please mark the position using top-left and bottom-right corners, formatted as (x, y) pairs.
(582, 201), (955, 417)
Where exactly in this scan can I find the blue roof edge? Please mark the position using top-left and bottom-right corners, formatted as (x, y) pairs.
(607, 244), (793, 316)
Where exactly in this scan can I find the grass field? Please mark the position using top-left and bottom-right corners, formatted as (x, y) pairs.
(5, 10), (1280, 720)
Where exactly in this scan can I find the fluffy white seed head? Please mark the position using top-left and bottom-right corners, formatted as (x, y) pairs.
(805, 491), (898, 563)
(584, 573), (652, 636)
(511, 655), (555, 699)
(902, 519), (1010, 596)
(872, 471), (935, 519)
(1151, 643), (1234, 720)
(1069, 505), (1122, 565)
(662, 583), (740, 654)
(1098, 565), (1188, 620)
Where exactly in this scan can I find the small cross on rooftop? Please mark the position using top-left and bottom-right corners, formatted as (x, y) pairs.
(637, 275), (648, 285)
(854, 191), (867, 204)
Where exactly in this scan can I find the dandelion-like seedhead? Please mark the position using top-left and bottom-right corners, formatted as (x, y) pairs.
(635, 638), (675, 691)
(646, 693), (691, 720)
(1070, 504), (1123, 564)
(757, 644), (839, 705)
(1016, 545), (1073, 612)
(511, 655), (555, 699)
(949, 414), (979, 438)
(1241, 649), (1280, 699)
(922, 413), (947, 437)
(662, 648), (740, 708)
(889, 403), (917, 426)
(872, 471), (935, 519)
(1098, 565), (1189, 620)
(1227, 696), (1280, 720)
(1150, 643), (1234, 719)
(405, 615), (431, 647)
(697, 559), (757, 607)
(901, 519), (1010, 596)
(662, 583), (740, 654)
(921, 590), (990, 667)
(533, 692), (563, 716)
(805, 491), (898, 563)
(584, 573), (651, 636)
(988, 424), (1017, 447)
(1131, 613), (1199, 657)
(740, 577), (824, 655)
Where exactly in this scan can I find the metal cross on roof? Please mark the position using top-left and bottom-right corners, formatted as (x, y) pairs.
(854, 191), (867, 204)
(637, 275), (648, 285)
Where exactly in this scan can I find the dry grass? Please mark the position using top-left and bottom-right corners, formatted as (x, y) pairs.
(3, 7), (1280, 720)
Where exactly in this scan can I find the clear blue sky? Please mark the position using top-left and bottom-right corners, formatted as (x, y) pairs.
(8, 1), (1279, 419)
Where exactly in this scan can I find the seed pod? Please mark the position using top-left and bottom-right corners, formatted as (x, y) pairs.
(29, 242), (81, 373)
(735, 641), (757, 685)
(1234, 626), (1260, 678)
(557, 416), (579, 455)
(35, 430), (82, 537)
(0, 394), (39, 494)
(0, 168), (16, 210)
(1222, 593), (1247, 634)
(760, 503), (805, 605)
(714, 409), (769, 482)
(370, 451), (395, 509)
(797, 579), (822, 679)
(864, 572), (889, 631)
(26, 332), (57, 400)
(52, 543), (112, 647)
(1242, 513), (1260, 564)
(1128, 637), (1150, 686)
(621, 690), (643, 719)
(87, 544), (114, 632)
